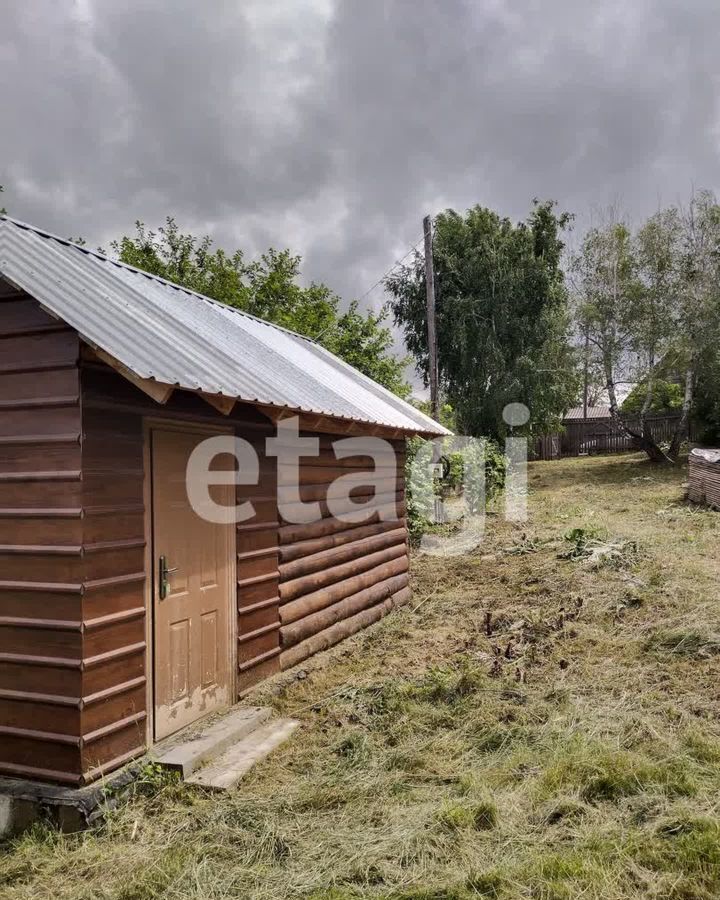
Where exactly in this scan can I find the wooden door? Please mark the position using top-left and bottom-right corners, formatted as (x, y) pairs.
(151, 428), (234, 740)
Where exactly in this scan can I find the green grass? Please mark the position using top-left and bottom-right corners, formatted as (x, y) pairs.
(644, 628), (720, 658)
(2, 453), (720, 899)
(435, 799), (498, 831)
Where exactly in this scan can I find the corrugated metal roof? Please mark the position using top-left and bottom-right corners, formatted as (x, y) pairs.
(564, 405), (612, 421)
(0, 216), (449, 436)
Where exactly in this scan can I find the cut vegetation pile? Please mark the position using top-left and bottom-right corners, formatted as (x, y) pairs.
(2, 454), (720, 900)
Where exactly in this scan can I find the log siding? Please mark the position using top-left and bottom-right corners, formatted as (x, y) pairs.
(0, 286), (84, 782)
(277, 435), (409, 670)
(0, 289), (411, 786)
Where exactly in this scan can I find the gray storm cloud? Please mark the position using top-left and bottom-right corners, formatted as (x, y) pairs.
(2, 0), (719, 327)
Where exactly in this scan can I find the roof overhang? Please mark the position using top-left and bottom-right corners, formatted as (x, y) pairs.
(81, 342), (443, 440)
(0, 216), (451, 440)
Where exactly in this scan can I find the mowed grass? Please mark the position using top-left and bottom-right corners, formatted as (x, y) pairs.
(3, 453), (720, 900)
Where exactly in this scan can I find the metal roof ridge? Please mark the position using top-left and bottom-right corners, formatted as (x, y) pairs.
(0, 215), (450, 436)
(0, 214), (320, 348)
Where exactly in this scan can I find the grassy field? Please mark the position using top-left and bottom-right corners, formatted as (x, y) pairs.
(2, 453), (720, 900)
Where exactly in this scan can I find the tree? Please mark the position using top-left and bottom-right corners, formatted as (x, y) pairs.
(670, 192), (720, 458)
(323, 302), (411, 398)
(694, 348), (720, 443)
(571, 209), (680, 462)
(386, 200), (579, 440)
(621, 379), (683, 415)
(571, 193), (720, 463)
(113, 218), (409, 396)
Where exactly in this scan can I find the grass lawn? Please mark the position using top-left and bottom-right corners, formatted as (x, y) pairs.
(2, 453), (720, 900)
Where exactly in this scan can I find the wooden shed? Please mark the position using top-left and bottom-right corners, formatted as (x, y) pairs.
(0, 216), (448, 787)
(560, 405), (628, 456)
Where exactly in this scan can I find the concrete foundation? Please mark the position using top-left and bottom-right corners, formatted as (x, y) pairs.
(0, 762), (143, 838)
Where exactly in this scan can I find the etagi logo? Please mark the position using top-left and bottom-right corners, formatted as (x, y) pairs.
(185, 416), (402, 527)
(183, 406), (530, 555)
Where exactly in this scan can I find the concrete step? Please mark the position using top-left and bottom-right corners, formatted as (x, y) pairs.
(154, 705), (272, 778)
(186, 718), (300, 790)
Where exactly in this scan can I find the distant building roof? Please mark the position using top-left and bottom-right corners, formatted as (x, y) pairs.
(0, 215), (449, 437)
(564, 405), (612, 421)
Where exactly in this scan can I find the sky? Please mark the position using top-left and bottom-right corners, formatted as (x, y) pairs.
(2, 0), (719, 372)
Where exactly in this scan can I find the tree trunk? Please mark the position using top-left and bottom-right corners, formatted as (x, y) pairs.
(605, 348), (670, 464)
(640, 354), (655, 443)
(668, 368), (694, 462)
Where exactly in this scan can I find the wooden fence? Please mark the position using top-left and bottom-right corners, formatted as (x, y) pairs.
(534, 414), (686, 460)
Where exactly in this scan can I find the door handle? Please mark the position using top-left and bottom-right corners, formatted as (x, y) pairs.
(158, 555), (179, 600)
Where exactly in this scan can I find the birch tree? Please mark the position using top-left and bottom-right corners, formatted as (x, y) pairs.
(670, 191), (720, 458)
(572, 193), (720, 463)
(570, 214), (673, 461)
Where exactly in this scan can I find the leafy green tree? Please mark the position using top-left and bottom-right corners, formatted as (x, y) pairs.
(323, 302), (411, 398)
(113, 218), (409, 395)
(694, 348), (720, 443)
(670, 191), (720, 457)
(113, 218), (248, 305)
(572, 193), (720, 462)
(571, 210), (679, 461)
(621, 379), (683, 415)
(386, 200), (579, 440)
(412, 400), (457, 433)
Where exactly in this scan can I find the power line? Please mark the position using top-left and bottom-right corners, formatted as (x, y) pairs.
(355, 235), (425, 303)
(312, 234), (426, 343)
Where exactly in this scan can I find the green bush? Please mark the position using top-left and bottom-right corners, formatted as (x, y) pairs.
(405, 438), (507, 543)
(406, 437), (437, 542)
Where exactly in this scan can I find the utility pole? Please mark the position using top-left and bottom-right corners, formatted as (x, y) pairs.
(423, 214), (440, 422)
(424, 215), (445, 523)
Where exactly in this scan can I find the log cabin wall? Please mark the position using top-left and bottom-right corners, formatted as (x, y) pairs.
(79, 364), (282, 771)
(277, 434), (410, 671)
(0, 310), (281, 786)
(233, 414), (281, 693)
(0, 290), (411, 786)
(0, 285), (84, 783)
(79, 374), (148, 780)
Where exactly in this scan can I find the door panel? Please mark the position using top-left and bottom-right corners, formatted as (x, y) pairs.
(152, 428), (234, 740)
